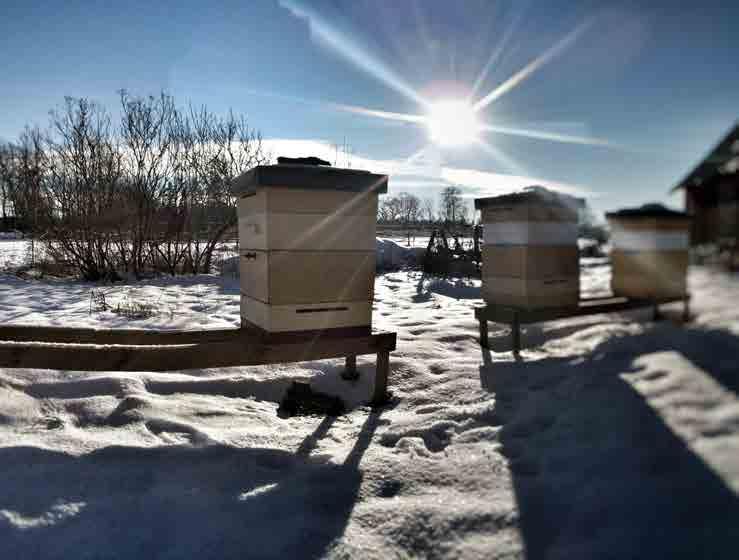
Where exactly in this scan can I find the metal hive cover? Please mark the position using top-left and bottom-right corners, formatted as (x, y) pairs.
(606, 203), (691, 220)
(474, 186), (583, 210)
(231, 164), (389, 197)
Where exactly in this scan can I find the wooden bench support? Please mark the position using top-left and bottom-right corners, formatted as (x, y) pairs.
(372, 350), (390, 407)
(476, 294), (691, 352)
(0, 326), (397, 408)
(511, 312), (521, 355)
(479, 319), (489, 349)
(341, 355), (359, 381)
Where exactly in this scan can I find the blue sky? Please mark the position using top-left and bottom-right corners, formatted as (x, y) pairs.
(1, 0), (737, 215)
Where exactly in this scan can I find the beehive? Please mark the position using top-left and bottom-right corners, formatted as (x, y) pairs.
(232, 162), (388, 333)
(475, 188), (581, 309)
(607, 204), (691, 299)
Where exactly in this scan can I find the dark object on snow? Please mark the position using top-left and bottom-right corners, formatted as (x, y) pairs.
(277, 156), (331, 166)
(423, 225), (482, 276)
(278, 381), (345, 417)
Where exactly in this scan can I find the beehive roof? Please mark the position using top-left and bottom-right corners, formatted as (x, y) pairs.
(606, 203), (690, 219)
(231, 164), (389, 197)
(474, 186), (584, 210)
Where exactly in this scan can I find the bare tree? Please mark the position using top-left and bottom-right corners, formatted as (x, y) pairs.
(378, 195), (401, 223)
(397, 192), (421, 245)
(422, 197), (435, 223)
(0, 144), (10, 222)
(3, 90), (268, 279)
(440, 185), (468, 225)
(172, 103), (268, 273)
(118, 90), (176, 276)
(43, 97), (124, 280)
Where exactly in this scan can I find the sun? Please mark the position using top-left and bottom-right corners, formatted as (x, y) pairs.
(426, 100), (481, 147)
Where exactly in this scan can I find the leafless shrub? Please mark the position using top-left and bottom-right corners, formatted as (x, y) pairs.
(2, 91), (269, 281)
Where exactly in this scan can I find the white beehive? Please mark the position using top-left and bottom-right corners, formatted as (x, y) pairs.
(607, 204), (691, 299)
(475, 188), (581, 309)
(232, 162), (388, 333)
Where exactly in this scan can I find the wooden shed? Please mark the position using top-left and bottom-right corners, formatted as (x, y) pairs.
(474, 187), (582, 309)
(671, 123), (738, 260)
(231, 160), (388, 333)
(607, 204), (691, 300)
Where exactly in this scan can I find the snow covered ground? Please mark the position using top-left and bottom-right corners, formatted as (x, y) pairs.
(1, 239), (738, 558)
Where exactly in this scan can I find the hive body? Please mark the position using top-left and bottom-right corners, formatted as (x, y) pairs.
(233, 164), (387, 333)
(476, 189), (581, 309)
(607, 206), (691, 299)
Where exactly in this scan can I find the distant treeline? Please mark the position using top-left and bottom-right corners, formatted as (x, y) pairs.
(377, 186), (471, 227)
(377, 187), (608, 244)
(0, 91), (268, 280)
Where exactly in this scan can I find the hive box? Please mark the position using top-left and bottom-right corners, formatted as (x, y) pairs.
(475, 188), (581, 309)
(232, 163), (388, 333)
(607, 205), (691, 299)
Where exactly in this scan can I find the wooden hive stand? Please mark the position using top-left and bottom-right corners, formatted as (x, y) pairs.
(476, 294), (690, 354)
(0, 325), (397, 407)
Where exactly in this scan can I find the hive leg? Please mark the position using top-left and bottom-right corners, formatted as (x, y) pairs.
(511, 313), (521, 354)
(683, 296), (691, 322)
(342, 355), (359, 380)
(653, 302), (663, 321)
(479, 319), (489, 348)
(371, 351), (390, 406)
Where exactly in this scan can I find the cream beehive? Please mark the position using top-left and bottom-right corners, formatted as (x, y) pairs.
(232, 162), (388, 333)
(475, 188), (581, 309)
(606, 204), (691, 299)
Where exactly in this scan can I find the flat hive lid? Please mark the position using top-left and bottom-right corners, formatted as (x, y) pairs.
(606, 203), (691, 220)
(232, 164), (389, 197)
(474, 186), (583, 210)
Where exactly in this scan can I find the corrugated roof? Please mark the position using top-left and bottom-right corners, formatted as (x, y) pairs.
(671, 122), (739, 192)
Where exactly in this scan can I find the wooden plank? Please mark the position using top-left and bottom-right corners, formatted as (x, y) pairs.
(372, 350), (390, 406)
(475, 294), (689, 325)
(0, 331), (397, 372)
(0, 325), (242, 345)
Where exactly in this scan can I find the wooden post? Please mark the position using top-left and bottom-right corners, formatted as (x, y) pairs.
(652, 302), (663, 321)
(683, 296), (691, 322)
(479, 319), (489, 349)
(342, 355), (359, 380)
(371, 350), (390, 406)
(511, 312), (521, 354)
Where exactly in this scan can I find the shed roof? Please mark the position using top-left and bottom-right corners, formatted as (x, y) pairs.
(671, 122), (739, 193)
(231, 164), (389, 197)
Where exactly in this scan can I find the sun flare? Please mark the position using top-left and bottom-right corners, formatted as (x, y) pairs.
(426, 100), (481, 148)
